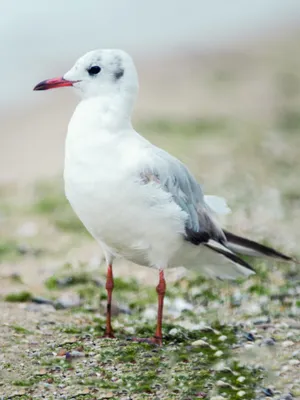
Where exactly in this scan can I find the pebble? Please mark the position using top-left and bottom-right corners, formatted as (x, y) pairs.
(211, 397), (226, 400)
(67, 350), (85, 358)
(172, 297), (194, 312)
(55, 292), (81, 309)
(237, 391), (246, 397)
(253, 316), (271, 325)
(288, 359), (299, 366)
(280, 394), (294, 400)
(245, 332), (255, 341)
(191, 339), (209, 347)
(244, 302), (262, 315)
(125, 326), (135, 335)
(231, 291), (243, 307)
(216, 380), (231, 387)
(292, 350), (300, 358)
(218, 335), (227, 342)
(143, 308), (156, 320)
(282, 340), (294, 348)
(169, 328), (179, 336)
(261, 338), (276, 346)
(281, 365), (289, 372)
(262, 388), (274, 396)
(17, 221), (38, 237)
(237, 376), (246, 383)
(214, 350), (223, 357)
(277, 322), (289, 329)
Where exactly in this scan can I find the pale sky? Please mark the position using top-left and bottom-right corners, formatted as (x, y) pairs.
(1, 0), (300, 108)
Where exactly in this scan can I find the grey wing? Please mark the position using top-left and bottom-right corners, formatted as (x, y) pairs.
(139, 147), (258, 276)
(140, 147), (225, 243)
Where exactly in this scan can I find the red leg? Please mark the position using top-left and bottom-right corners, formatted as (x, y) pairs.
(153, 270), (166, 345)
(129, 269), (166, 346)
(103, 264), (115, 338)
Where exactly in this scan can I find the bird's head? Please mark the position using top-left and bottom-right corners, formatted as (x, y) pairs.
(34, 49), (139, 101)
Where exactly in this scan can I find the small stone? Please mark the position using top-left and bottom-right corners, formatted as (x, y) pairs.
(278, 322), (289, 329)
(244, 302), (262, 315)
(101, 392), (114, 399)
(262, 388), (274, 397)
(286, 331), (294, 338)
(211, 397), (226, 400)
(62, 336), (78, 345)
(216, 380), (230, 387)
(245, 332), (255, 341)
(261, 338), (276, 346)
(57, 348), (67, 356)
(282, 340), (294, 348)
(12, 391), (26, 396)
(253, 316), (271, 325)
(231, 291), (243, 307)
(143, 307), (156, 320)
(237, 376), (246, 383)
(17, 222), (38, 237)
(192, 339), (209, 347)
(214, 350), (223, 357)
(169, 328), (178, 336)
(280, 394), (293, 400)
(125, 326), (135, 335)
(218, 335), (227, 342)
(55, 292), (81, 309)
(289, 359), (300, 366)
(35, 368), (47, 375)
(237, 391), (246, 397)
(67, 350), (85, 358)
(281, 365), (289, 372)
(292, 350), (300, 358)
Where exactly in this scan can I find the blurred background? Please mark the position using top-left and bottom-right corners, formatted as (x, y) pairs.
(1, 0), (300, 182)
(1, 2), (300, 396)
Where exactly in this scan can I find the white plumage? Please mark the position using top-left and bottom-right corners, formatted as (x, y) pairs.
(34, 48), (293, 343)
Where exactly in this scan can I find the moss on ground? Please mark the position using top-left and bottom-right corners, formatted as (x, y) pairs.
(1, 269), (265, 399)
(2, 317), (262, 399)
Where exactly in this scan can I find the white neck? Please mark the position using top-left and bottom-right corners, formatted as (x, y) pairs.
(69, 91), (136, 133)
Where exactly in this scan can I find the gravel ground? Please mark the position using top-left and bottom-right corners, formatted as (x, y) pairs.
(1, 118), (300, 399)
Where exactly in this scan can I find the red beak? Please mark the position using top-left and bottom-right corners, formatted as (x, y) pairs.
(33, 76), (76, 91)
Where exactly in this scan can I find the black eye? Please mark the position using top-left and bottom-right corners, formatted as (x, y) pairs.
(87, 66), (101, 76)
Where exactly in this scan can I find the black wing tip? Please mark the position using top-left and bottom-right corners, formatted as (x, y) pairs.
(224, 230), (296, 263)
(205, 243), (255, 273)
(185, 228), (210, 246)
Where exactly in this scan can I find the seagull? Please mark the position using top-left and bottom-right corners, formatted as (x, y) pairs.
(34, 49), (295, 345)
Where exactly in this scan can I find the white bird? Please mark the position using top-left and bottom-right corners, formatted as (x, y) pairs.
(34, 49), (294, 345)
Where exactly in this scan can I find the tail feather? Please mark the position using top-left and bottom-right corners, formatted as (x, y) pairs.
(205, 241), (255, 274)
(223, 230), (296, 262)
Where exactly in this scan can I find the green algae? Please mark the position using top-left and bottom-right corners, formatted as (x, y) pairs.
(9, 325), (33, 335)
(5, 291), (32, 302)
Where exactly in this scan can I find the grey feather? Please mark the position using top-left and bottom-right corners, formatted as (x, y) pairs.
(140, 146), (225, 242)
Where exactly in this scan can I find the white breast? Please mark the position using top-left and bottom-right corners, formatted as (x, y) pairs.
(64, 125), (187, 268)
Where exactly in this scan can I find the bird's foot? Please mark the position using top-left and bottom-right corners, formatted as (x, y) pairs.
(127, 336), (163, 346)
